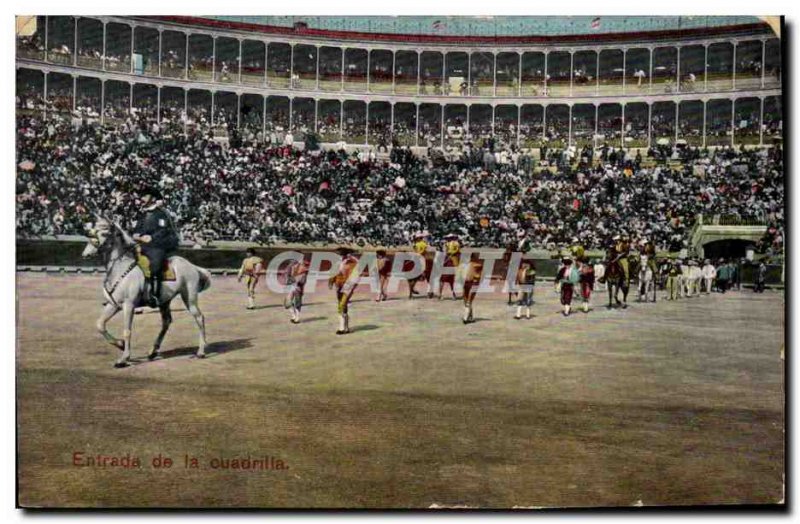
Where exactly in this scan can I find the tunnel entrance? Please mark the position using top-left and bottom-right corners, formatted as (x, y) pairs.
(701, 239), (756, 260)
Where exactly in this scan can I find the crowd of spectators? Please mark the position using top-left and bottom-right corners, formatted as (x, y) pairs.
(16, 112), (784, 256)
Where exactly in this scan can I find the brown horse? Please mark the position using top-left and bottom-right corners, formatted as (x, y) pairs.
(601, 249), (629, 309)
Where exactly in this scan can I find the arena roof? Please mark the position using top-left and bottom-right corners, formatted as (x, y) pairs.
(149, 15), (775, 45)
(202, 15), (764, 37)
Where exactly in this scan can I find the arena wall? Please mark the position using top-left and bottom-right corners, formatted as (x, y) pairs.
(15, 239), (784, 287)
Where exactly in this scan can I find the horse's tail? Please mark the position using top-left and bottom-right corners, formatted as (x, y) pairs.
(197, 266), (212, 294)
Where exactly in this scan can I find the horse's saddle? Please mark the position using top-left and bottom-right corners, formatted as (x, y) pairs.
(136, 253), (177, 281)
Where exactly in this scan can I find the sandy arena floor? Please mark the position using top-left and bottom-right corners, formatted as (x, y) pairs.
(16, 272), (784, 508)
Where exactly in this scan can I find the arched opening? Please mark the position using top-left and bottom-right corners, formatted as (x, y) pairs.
(702, 239), (756, 260)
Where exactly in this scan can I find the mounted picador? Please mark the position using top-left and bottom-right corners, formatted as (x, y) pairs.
(133, 187), (180, 308)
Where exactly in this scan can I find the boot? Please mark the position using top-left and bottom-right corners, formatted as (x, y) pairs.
(515, 306), (522, 320)
(247, 296), (255, 310)
(583, 301), (589, 313)
(336, 314), (350, 334)
(564, 304), (571, 316)
(147, 278), (160, 308)
(462, 306), (470, 324)
(525, 307), (531, 319)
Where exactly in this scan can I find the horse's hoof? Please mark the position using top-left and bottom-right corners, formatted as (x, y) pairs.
(195, 353), (207, 359)
(147, 351), (161, 361)
(113, 361), (128, 368)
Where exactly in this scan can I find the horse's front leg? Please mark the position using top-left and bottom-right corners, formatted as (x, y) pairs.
(114, 301), (135, 368)
(97, 302), (123, 350)
(149, 303), (172, 360)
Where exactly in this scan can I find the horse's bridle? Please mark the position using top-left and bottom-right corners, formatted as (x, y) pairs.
(93, 230), (139, 308)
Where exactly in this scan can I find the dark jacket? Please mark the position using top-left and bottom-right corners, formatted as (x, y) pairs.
(134, 206), (179, 252)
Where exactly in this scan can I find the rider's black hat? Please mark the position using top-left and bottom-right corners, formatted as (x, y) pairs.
(141, 187), (163, 201)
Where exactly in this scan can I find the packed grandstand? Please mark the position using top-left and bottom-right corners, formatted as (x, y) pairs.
(15, 16), (784, 255)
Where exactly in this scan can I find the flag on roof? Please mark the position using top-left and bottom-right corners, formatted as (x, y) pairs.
(590, 17), (601, 30)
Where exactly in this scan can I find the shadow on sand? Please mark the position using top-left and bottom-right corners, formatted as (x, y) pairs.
(130, 337), (254, 364)
(297, 316), (327, 323)
(349, 324), (380, 333)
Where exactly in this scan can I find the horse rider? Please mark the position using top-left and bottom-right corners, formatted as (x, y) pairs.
(613, 234), (632, 285)
(237, 247), (265, 310)
(133, 187), (180, 308)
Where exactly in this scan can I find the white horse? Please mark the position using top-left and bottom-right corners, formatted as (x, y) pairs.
(82, 218), (211, 367)
(637, 255), (655, 302)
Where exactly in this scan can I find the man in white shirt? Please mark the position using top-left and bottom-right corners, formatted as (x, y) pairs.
(701, 259), (716, 294)
(593, 259), (605, 292)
